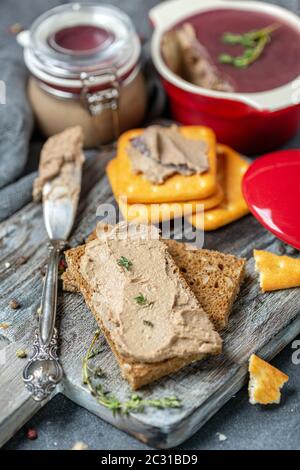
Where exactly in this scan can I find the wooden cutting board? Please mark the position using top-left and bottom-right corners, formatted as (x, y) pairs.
(0, 151), (299, 449)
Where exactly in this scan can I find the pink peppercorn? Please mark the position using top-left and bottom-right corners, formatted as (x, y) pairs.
(26, 428), (38, 440)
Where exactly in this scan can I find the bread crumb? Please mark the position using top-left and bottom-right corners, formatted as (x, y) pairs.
(72, 441), (88, 450)
(9, 23), (23, 34)
(39, 266), (46, 277)
(0, 322), (10, 330)
(9, 299), (20, 309)
(216, 432), (227, 441)
(18, 256), (28, 265)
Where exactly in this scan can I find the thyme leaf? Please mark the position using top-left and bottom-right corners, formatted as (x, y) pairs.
(117, 256), (132, 271)
(82, 331), (181, 415)
(134, 293), (154, 308)
(134, 293), (148, 306)
(143, 320), (154, 328)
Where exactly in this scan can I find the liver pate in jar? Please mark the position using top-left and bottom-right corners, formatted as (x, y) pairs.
(18, 3), (147, 148)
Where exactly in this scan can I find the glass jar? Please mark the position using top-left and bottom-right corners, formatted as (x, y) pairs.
(18, 3), (147, 148)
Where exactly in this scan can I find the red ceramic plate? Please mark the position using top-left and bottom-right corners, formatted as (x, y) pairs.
(242, 150), (300, 250)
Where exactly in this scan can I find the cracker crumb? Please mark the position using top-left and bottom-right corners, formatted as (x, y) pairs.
(248, 354), (289, 405)
(0, 322), (10, 330)
(9, 23), (23, 34)
(72, 441), (88, 450)
(216, 432), (227, 442)
(16, 349), (27, 359)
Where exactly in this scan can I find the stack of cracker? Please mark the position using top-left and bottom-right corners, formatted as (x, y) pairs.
(106, 126), (250, 230)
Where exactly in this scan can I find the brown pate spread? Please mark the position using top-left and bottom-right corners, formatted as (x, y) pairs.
(128, 125), (209, 184)
(79, 222), (221, 363)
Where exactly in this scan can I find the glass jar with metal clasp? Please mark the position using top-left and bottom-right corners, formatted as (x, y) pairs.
(18, 3), (147, 148)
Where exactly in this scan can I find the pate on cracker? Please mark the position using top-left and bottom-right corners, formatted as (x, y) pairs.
(115, 126), (217, 204)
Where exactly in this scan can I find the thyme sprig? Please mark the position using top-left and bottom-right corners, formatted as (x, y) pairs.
(82, 331), (105, 385)
(82, 331), (181, 415)
(117, 256), (132, 271)
(219, 23), (279, 68)
(222, 24), (278, 46)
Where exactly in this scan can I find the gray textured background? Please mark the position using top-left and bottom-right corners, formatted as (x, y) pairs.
(2, 0), (300, 450)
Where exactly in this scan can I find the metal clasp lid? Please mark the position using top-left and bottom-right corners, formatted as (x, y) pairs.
(80, 69), (120, 141)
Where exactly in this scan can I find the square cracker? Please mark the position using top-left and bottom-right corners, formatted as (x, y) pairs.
(106, 158), (223, 224)
(115, 126), (217, 204)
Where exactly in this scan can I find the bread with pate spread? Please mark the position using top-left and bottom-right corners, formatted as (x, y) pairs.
(62, 222), (222, 389)
(64, 229), (245, 331)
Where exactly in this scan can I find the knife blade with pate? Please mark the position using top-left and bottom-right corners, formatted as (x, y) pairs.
(23, 126), (84, 401)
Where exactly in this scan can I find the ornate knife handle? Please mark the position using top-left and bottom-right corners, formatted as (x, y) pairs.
(23, 241), (64, 401)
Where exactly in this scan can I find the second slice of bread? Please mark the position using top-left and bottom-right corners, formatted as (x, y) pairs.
(165, 240), (246, 330)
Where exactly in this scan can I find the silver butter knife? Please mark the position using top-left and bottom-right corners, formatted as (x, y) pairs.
(23, 166), (82, 401)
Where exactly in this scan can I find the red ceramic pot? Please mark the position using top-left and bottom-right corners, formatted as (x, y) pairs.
(150, 0), (300, 154)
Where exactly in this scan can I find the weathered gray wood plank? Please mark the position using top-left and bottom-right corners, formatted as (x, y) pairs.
(0, 150), (299, 448)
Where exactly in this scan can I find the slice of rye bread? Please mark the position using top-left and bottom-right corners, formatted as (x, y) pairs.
(62, 234), (222, 390)
(164, 240), (246, 330)
(63, 231), (246, 331)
